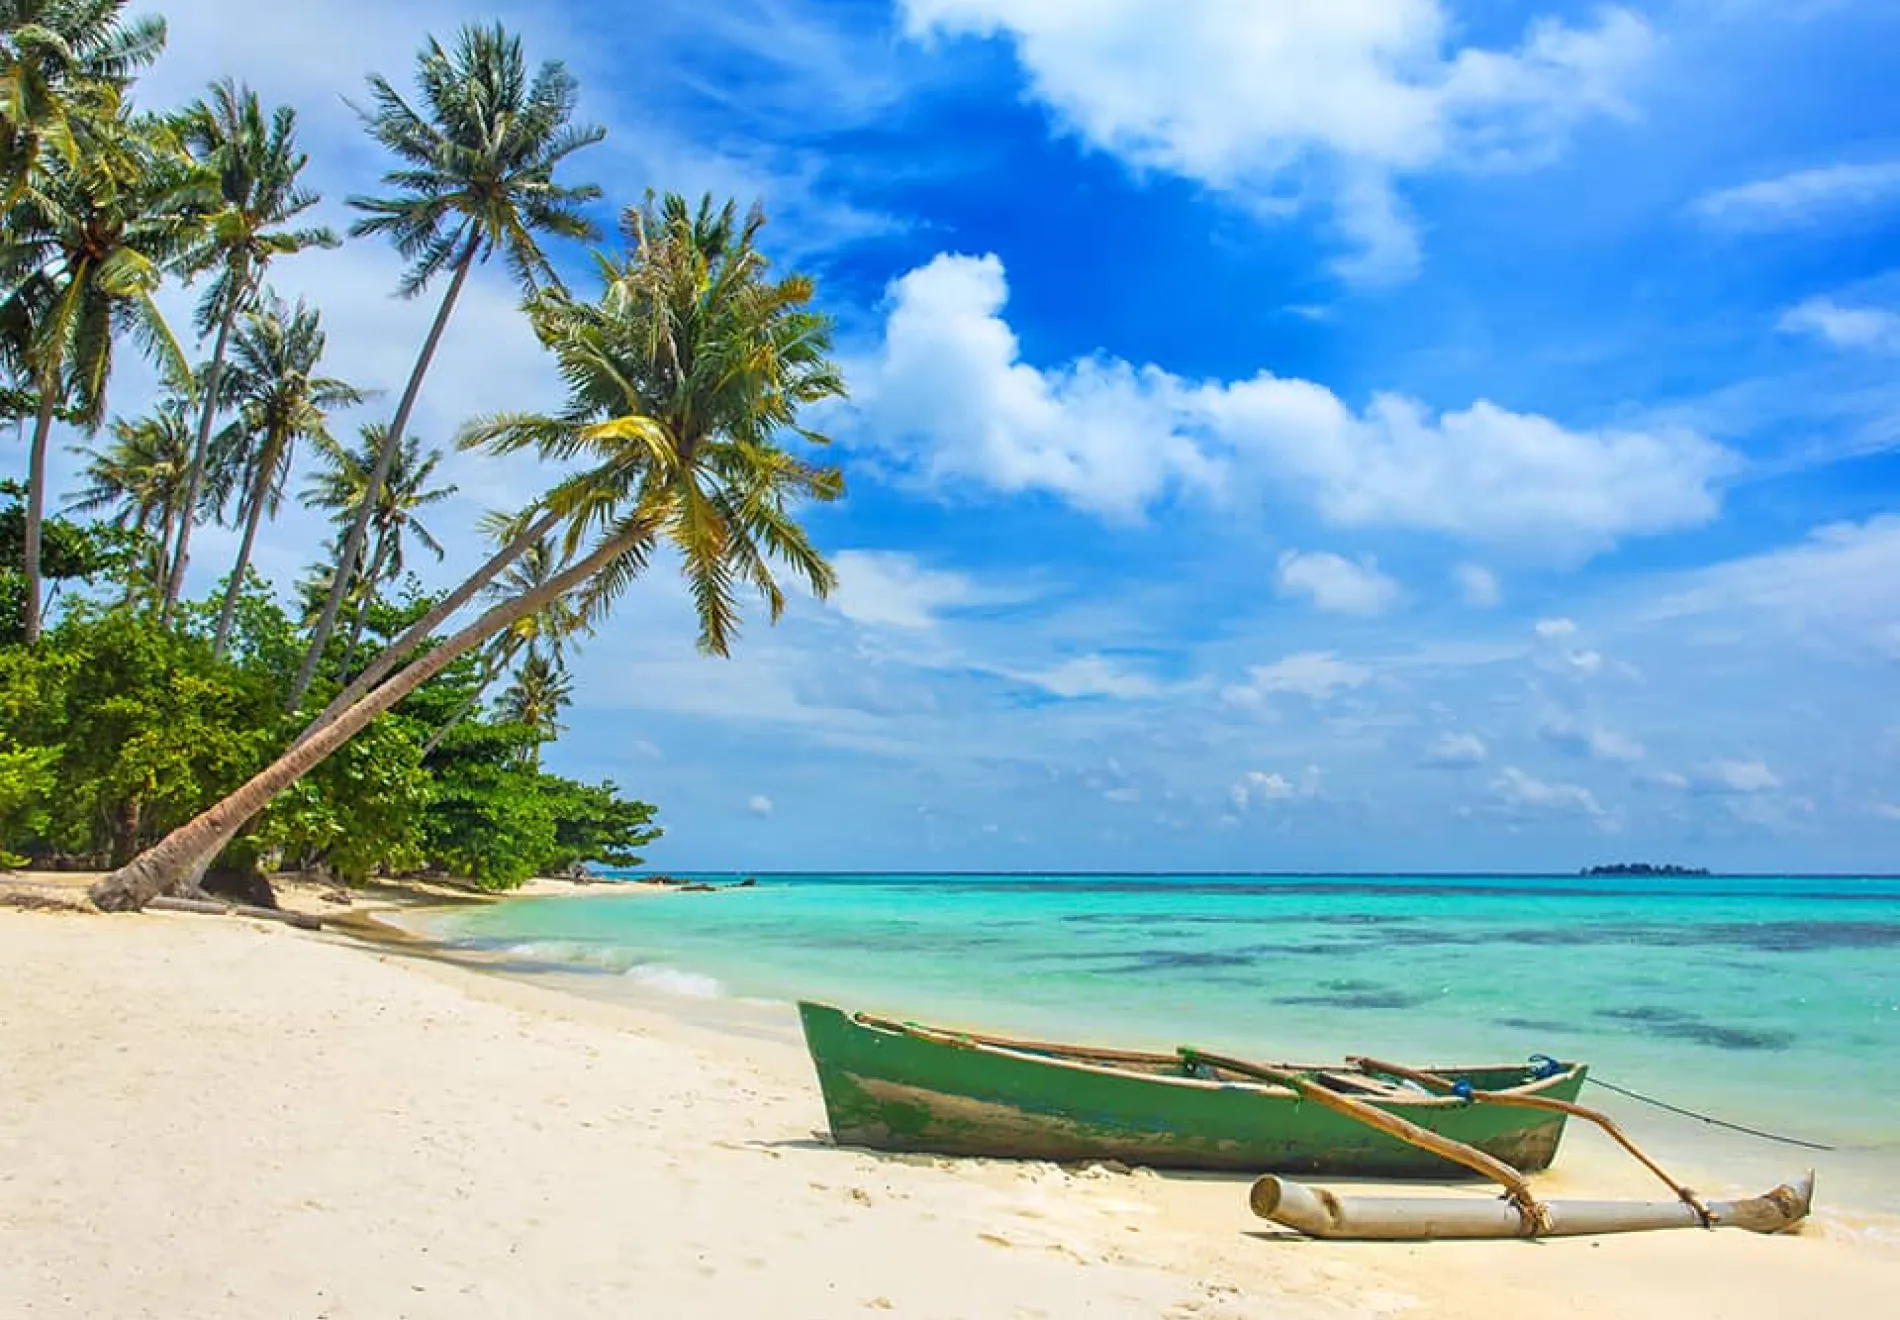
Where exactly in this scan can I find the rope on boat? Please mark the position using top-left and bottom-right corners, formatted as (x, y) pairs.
(1581, 1076), (1836, 1152)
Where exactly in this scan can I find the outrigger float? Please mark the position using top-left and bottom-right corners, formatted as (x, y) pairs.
(797, 1002), (1815, 1240)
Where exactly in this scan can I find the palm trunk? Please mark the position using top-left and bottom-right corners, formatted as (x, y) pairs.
(419, 687), (485, 759)
(120, 515), (151, 609)
(90, 525), (638, 911)
(108, 796), (143, 869)
(342, 532), (394, 668)
(210, 439), (279, 659)
(288, 229), (483, 711)
(296, 505), (562, 744)
(152, 502), (178, 606)
(20, 387), (55, 644)
(160, 276), (244, 627)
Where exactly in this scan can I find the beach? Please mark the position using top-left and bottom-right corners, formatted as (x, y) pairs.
(4, 891), (1897, 1318)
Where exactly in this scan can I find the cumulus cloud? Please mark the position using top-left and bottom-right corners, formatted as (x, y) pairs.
(1276, 550), (1401, 615)
(747, 794), (775, 817)
(1455, 563), (1502, 608)
(850, 254), (1217, 518)
(1778, 297), (1900, 353)
(1531, 617), (1611, 679)
(901, 0), (1651, 280)
(1422, 732), (1488, 768)
(1230, 766), (1323, 811)
(1695, 759), (1781, 794)
(1695, 159), (1900, 231)
(853, 253), (1730, 549)
(1538, 714), (1645, 763)
(1224, 652), (1373, 704)
(1017, 655), (1165, 700)
(1491, 766), (1605, 817)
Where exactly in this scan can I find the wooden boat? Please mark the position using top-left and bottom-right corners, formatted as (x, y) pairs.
(797, 1001), (1589, 1176)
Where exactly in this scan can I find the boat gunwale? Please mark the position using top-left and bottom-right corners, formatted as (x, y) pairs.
(826, 1005), (1586, 1107)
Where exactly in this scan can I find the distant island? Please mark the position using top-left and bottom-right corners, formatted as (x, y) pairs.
(1581, 863), (1711, 877)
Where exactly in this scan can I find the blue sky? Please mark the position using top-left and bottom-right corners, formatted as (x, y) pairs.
(24, 0), (1900, 872)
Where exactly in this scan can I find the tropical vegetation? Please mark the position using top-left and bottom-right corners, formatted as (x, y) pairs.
(0, 4), (847, 901)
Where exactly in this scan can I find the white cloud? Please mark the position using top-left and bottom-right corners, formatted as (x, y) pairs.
(1644, 517), (1900, 647)
(1230, 765), (1322, 812)
(1455, 563), (1501, 608)
(1017, 655), (1164, 700)
(1778, 298), (1900, 353)
(830, 550), (988, 630)
(854, 253), (1730, 549)
(1531, 617), (1613, 680)
(900, 1), (1651, 280)
(1423, 732), (1488, 768)
(1695, 159), (1900, 230)
(1872, 803), (1900, 823)
(1491, 766), (1604, 817)
(632, 740), (664, 760)
(1276, 549), (1401, 615)
(1226, 651), (1373, 704)
(1695, 759), (1780, 794)
(1206, 391), (1729, 552)
(747, 794), (775, 817)
(851, 254), (1217, 518)
(1538, 714), (1645, 763)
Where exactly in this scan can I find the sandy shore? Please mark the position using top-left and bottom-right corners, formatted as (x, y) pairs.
(2, 900), (1896, 1318)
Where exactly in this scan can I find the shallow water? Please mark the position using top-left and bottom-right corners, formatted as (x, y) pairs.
(421, 872), (1900, 1213)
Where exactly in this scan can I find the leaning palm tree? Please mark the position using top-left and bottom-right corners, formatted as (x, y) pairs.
(303, 423), (455, 661)
(498, 647), (571, 768)
(92, 191), (845, 911)
(66, 397), (192, 599)
(207, 294), (363, 658)
(416, 514), (590, 756)
(288, 21), (604, 709)
(0, 0), (166, 207)
(0, 105), (199, 643)
(159, 79), (336, 624)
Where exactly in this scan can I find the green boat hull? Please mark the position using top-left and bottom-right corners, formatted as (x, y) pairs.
(799, 1002), (1588, 1177)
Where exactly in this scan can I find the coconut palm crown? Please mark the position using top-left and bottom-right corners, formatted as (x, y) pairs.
(345, 21), (604, 297)
(466, 191), (846, 657)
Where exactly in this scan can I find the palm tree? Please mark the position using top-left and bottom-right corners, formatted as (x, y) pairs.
(288, 21), (604, 709)
(0, 0), (166, 207)
(0, 105), (199, 643)
(91, 191), (845, 911)
(207, 294), (363, 658)
(66, 397), (191, 599)
(303, 423), (455, 662)
(498, 648), (571, 768)
(159, 79), (336, 624)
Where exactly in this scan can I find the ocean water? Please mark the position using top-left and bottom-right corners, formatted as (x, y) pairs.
(418, 872), (1900, 1213)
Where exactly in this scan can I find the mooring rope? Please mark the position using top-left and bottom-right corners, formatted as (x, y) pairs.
(1581, 1076), (1836, 1152)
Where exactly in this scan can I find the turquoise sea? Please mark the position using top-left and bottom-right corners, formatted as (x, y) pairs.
(418, 872), (1900, 1215)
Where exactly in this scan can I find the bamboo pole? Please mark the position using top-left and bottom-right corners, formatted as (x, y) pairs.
(1349, 1055), (1710, 1223)
(1179, 1048), (1542, 1227)
(1251, 1172), (1813, 1240)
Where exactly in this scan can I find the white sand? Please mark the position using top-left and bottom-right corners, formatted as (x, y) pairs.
(2, 907), (1895, 1318)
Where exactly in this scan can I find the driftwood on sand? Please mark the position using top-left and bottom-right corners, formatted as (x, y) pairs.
(146, 895), (323, 931)
(1250, 1172), (1815, 1240)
